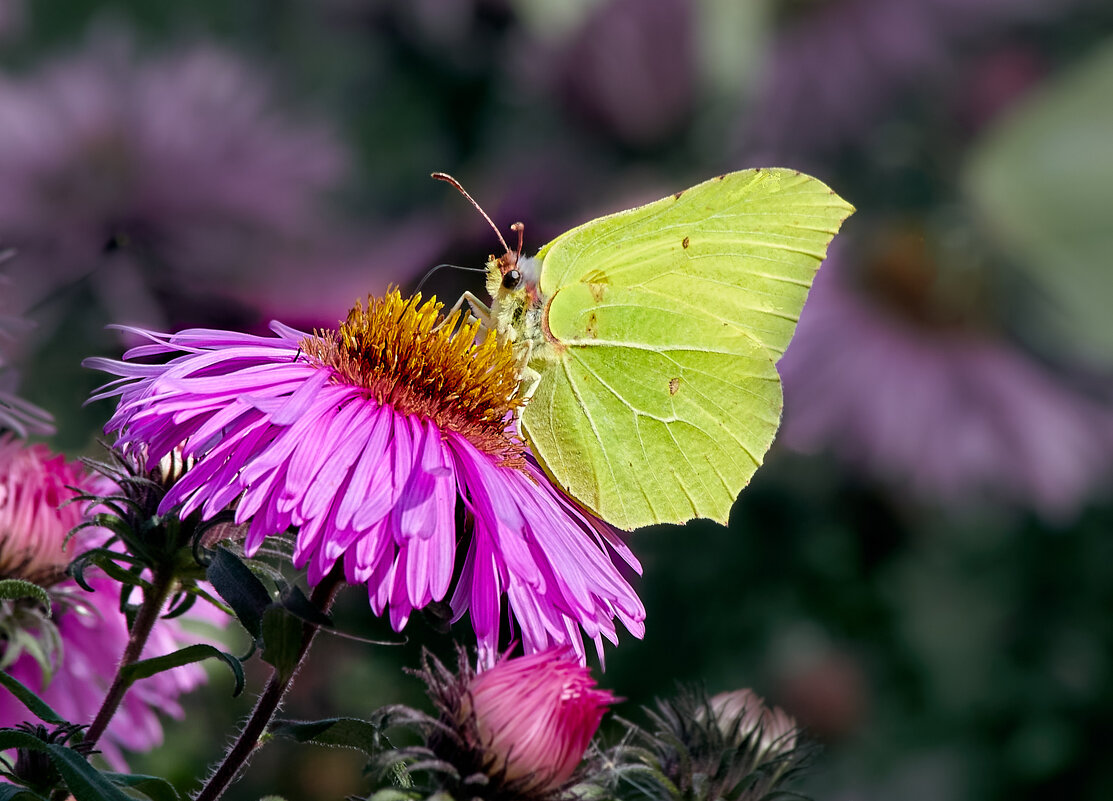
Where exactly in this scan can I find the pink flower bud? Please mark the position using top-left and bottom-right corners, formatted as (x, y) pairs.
(467, 649), (615, 792)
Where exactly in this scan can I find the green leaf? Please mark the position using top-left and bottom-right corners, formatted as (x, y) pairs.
(0, 580), (51, 610)
(103, 772), (183, 801)
(269, 717), (388, 755)
(0, 785), (49, 801)
(119, 645), (245, 697)
(45, 744), (135, 801)
(0, 671), (66, 725)
(259, 606), (303, 682)
(206, 548), (272, 639)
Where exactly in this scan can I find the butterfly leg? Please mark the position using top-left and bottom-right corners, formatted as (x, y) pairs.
(438, 291), (495, 331)
(510, 339), (543, 435)
(434, 291), (494, 333)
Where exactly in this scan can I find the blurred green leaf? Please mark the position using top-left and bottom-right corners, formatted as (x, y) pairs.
(966, 37), (1113, 367)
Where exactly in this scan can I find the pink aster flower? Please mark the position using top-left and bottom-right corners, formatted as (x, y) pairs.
(467, 648), (614, 792)
(0, 436), (214, 768)
(86, 291), (645, 665)
(779, 239), (1113, 518)
(0, 29), (347, 329)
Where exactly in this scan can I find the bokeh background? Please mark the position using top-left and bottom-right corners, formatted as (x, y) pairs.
(3, 1), (1113, 799)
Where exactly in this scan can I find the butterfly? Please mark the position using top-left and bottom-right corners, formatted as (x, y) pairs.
(435, 169), (853, 531)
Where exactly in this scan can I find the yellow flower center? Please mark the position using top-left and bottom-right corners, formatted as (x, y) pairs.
(301, 291), (525, 464)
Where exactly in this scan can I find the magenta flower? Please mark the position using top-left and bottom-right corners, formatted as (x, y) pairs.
(0, 29), (347, 328)
(87, 291), (645, 665)
(467, 648), (614, 792)
(779, 241), (1113, 518)
(0, 436), (213, 768)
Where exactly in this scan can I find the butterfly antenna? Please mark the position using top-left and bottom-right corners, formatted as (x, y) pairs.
(510, 221), (525, 263)
(431, 172), (511, 255)
(413, 263), (486, 295)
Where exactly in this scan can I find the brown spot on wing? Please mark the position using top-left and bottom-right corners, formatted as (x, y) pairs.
(674, 190), (684, 199)
(590, 283), (606, 303)
(586, 312), (599, 338)
(668, 377), (680, 395)
(682, 236), (690, 249)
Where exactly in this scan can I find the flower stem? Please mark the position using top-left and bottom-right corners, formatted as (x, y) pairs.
(193, 570), (345, 801)
(84, 564), (177, 750)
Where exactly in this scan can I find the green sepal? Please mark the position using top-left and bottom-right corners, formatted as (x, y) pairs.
(259, 606), (303, 682)
(103, 772), (183, 801)
(0, 671), (66, 725)
(119, 644), (245, 697)
(276, 582), (333, 630)
(0, 580), (50, 610)
(67, 549), (151, 594)
(205, 547), (272, 639)
(269, 717), (389, 756)
(161, 591), (197, 620)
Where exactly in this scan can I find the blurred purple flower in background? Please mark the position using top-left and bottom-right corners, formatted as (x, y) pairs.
(546, 0), (695, 150)
(0, 436), (215, 768)
(87, 291), (645, 665)
(0, 0), (25, 44)
(0, 258), (53, 437)
(744, 0), (1076, 163)
(780, 237), (1113, 519)
(0, 29), (349, 330)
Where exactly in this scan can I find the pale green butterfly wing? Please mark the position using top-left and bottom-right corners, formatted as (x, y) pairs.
(521, 168), (853, 530)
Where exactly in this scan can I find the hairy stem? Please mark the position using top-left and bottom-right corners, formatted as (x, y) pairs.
(193, 571), (345, 801)
(84, 564), (177, 750)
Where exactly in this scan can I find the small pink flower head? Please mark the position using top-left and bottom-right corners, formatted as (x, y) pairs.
(0, 437), (218, 769)
(0, 434), (82, 585)
(467, 649), (615, 792)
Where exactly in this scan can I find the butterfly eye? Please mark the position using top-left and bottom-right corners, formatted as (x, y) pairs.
(502, 269), (522, 290)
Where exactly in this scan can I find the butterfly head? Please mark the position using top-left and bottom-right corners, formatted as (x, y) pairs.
(486, 239), (545, 345)
(429, 172), (547, 346)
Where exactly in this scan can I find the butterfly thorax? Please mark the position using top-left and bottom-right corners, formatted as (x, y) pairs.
(485, 253), (560, 368)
